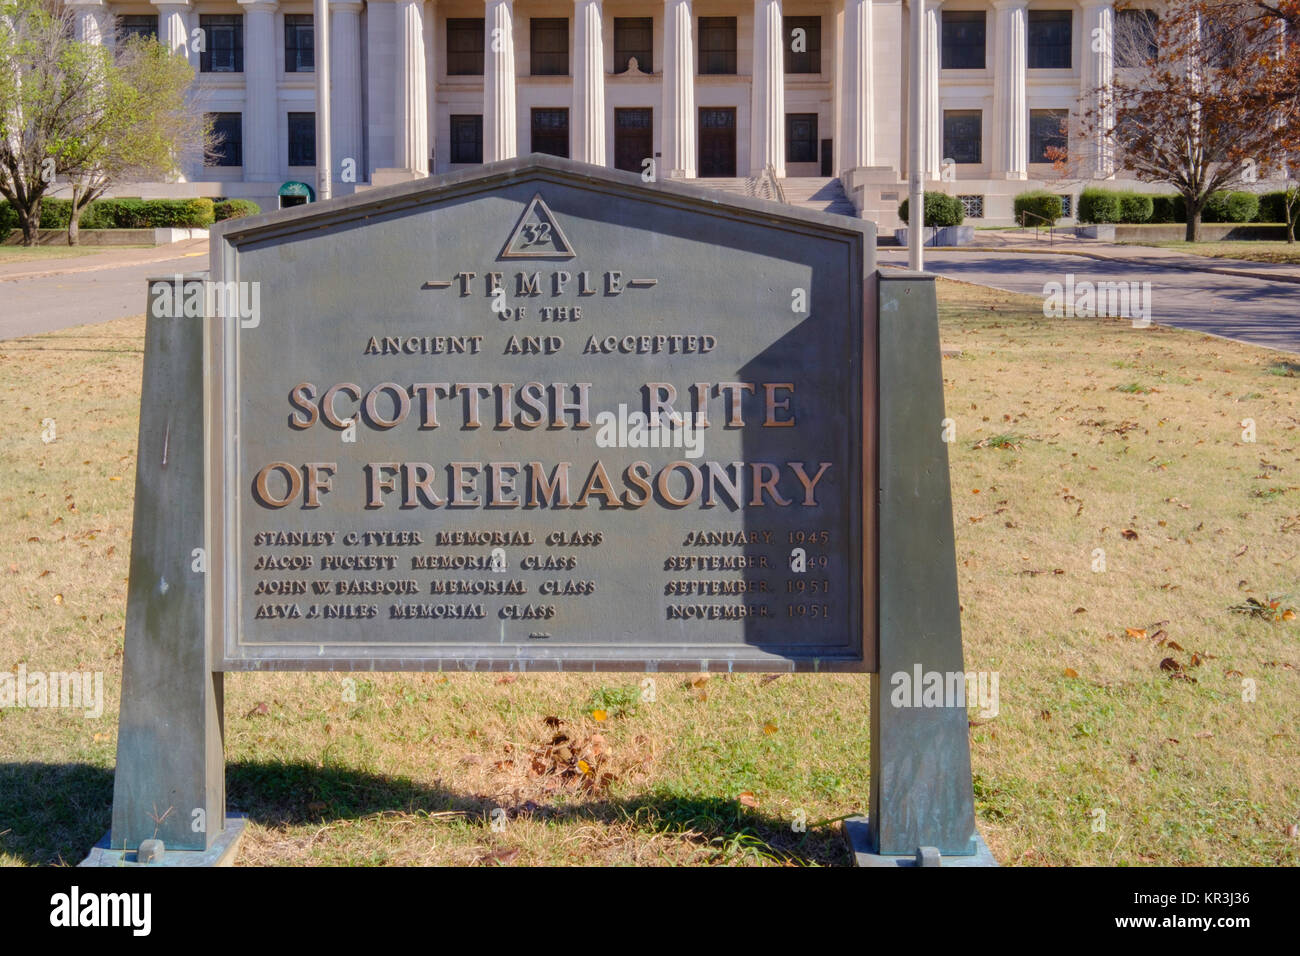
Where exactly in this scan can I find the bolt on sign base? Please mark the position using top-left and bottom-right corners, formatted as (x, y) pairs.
(80, 814), (248, 868)
(844, 817), (998, 868)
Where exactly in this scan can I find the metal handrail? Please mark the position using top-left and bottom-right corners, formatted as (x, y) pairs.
(765, 164), (787, 204)
(1020, 210), (1056, 245)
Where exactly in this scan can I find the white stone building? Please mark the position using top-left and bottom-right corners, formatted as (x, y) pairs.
(63, 0), (1149, 225)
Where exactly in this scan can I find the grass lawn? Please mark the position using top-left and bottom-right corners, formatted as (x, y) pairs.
(1119, 240), (1300, 266)
(0, 246), (151, 265)
(1, 282), (1297, 867)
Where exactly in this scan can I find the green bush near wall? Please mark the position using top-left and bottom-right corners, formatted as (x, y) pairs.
(1119, 192), (1154, 224)
(22, 197), (216, 231)
(898, 192), (966, 227)
(1078, 188), (1122, 223)
(1078, 188), (1155, 224)
(1149, 195), (1184, 223)
(1013, 190), (1064, 225)
(213, 199), (261, 221)
(0, 202), (17, 242)
(1255, 191), (1298, 227)
(1203, 191), (1259, 224)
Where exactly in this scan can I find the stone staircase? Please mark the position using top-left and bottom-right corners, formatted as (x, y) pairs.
(693, 175), (859, 218)
(695, 177), (763, 199)
(780, 177), (857, 217)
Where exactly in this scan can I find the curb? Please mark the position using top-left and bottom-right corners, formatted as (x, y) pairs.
(914, 244), (1300, 286)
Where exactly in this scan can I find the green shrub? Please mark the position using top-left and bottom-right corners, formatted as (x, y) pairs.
(38, 198), (73, 229)
(0, 201), (16, 243)
(1203, 191), (1259, 223)
(1077, 187), (1122, 224)
(213, 199), (261, 221)
(898, 192), (965, 227)
(1254, 191), (1298, 226)
(139, 198), (215, 228)
(1118, 192), (1154, 224)
(1013, 190), (1064, 225)
(89, 197), (215, 228)
(1149, 195), (1185, 223)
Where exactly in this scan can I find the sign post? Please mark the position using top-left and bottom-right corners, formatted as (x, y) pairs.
(88, 157), (992, 866)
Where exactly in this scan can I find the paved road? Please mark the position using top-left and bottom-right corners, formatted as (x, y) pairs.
(878, 247), (1300, 354)
(0, 246), (207, 341)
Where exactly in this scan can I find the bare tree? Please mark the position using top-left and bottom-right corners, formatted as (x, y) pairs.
(1074, 1), (1300, 241)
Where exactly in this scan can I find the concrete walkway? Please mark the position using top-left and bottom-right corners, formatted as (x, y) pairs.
(880, 243), (1300, 354)
(0, 239), (207, 341)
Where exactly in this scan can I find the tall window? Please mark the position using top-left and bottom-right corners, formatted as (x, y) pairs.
(530, 18), (568, 75)
(614, 18), (653, 73)
(1027, 10), (1072, 69)
(783, 16), (821, 74)
(284, 14), (313, 72)
(1114, 9), (1158, 67)
(941, 11), (985, 69)
(1029, 109), (1068, 163)
(531, 108), (570, 157)
(118, 14), (158, 42)
(447, 18), (485, 75)
(1202, 16), (1239, 68)
(943, 110), (982, 164)
(786, 114), (818, 163)
(288, 112), (316, 166)
(450, 115), (484, 163)
(200, 15), (243, 73)
(698, 17), (737, 74)
(208, 112), (242, 166)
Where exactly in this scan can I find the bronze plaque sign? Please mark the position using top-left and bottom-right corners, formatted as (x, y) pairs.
(209, 158), (875, 671)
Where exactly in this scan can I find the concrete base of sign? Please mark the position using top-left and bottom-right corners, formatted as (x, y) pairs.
(843, 816), (998, 867)
(80, 814), (247, 868)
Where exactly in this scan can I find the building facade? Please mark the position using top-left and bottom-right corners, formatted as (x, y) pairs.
(64, 0), (1147, 224)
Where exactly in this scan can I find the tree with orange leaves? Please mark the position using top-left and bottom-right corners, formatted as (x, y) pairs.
(1075, 1), (1300, 242)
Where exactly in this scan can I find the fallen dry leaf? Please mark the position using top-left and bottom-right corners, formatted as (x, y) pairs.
(1063, 667), (1079, 678)
(763, 722), (778, 735)
(737, 791), (759, 809)
(1121, 529), (1139, 540)
(478, 847), (521, 866)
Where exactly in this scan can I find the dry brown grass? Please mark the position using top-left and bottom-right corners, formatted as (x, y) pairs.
(1, 280), (1297, 866)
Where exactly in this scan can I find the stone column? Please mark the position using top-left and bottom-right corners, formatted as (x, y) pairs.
(992, 0), (1027, 179)
(69, 0), (108, 45)
(331, 2), (366, 184)
(661, 0), (695, 178)
(841, 0), (874, 172)
(572, 0), (607, 166)
(395, 0), (430, 174)
(153, 0), (193, 59)
(924, 0), (942, 180)
(1080, 0), (1114, 179)
(239, 0), (280, 181)
(750, 0), (786, 177)
(484, 0), (518, 162)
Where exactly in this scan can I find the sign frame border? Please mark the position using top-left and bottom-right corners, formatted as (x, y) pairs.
(207, 156), (878, 673)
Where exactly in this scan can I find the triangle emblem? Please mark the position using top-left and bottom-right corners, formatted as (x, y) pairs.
(498, 193), (576, 259)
